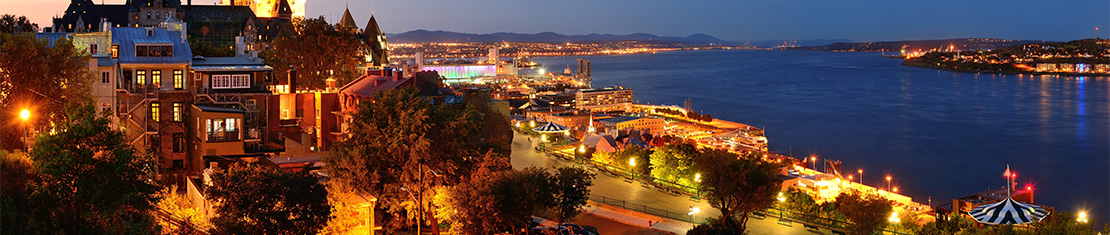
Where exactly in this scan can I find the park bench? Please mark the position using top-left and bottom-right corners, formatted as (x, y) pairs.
(777, 219), (792, 226)
(750, 212), (766, 220)
(831, 230), (846, 235)
(804, 224), (819, 232)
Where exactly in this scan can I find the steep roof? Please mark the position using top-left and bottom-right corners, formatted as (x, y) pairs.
(364, 15), (382, 36)
(110, 27), (192, 64)
(55, 0), (130, 32)
(338, 8), (357, 30)
(339, 75), (412, 98)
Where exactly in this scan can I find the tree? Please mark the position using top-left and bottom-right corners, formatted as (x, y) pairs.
(21, 103), (161, 234)
(189, 37), (234, 57)
(444, 166), (555, 234)
(649, 143), (698, 186)
(552, 167), (595, 222)
(0, 14), (38, 33)
(263, 16), (362, 89)
(692, 149), (782, 233)
(205, 164), (331, 235)
(322, 87), (508, 231)
(1, 27), (93, 150)
(780, 188), (820, 216)
(832, 192), (893, 235)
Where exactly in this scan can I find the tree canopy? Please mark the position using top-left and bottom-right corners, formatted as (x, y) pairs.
(263, 16), (363, 89)
(322, 87), (511, 231)
(691, 149), (782, 233)
(832, 191), (893, 235)
(442, 165), (593, 234)
(0, 24), (93, 150)
(3, 103), (161, 234)
(205, 164), (331, 235)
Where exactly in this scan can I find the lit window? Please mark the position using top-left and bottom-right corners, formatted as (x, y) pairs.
(173, 70), (184, 89)
(206, 118), (240, 141)
(111, 45), (119, 58)
(211, 74), (250, 89)
(150, 102), (160, 122)
(89, 43), (98, 54)
(151, 70), (161, 88)
(136, 70), (146, 85)
(172, 102), (182, 122)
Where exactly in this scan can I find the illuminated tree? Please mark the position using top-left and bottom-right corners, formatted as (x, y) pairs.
(263, 16), (362, 89)
(691, 149), (782, 233)
(832, 192), (893, 235)
(0, 25), (93, 150)
(206, 164), (331, 235)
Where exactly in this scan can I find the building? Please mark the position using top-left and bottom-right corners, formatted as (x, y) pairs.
(576, 58), (591, 86)
(49, 0), (130, 32)
(108, 22), (194, 182)
(219, 0), (302, 19)
(190, 56), (283, 157)
(127, 0), (187, 27)
(576, 86), (633, 112)
(598, 115), (664, 134)
(421, 64), (498, 84)
(934, 187), (1037, 221)
(182, 5), (258, 49)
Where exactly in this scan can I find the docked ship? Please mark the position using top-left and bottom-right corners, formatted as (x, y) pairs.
(515, 56), (541, 68)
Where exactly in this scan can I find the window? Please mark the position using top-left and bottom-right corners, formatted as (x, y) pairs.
(172, 133), (184, 153)
(173, 70), (184, 89)
(172, 102), (182, 122)
(151, 70), (161, 88)
(172, 159), (183, 169)
(101, 72), (110, 84)
(136, 70), (146, 85)
(149, 134), (160, 153)
(211, 74), (250, 89)
(90, 43), (98, 54)
(146, 13), (151, 19)
(150, 102), (160, 122)
(206, 118), (240, 142)
(135, 45), (174, 57)
(156, 12), (160, 19)
(111, 45), (119, 58)
(245, 99), (257, 111)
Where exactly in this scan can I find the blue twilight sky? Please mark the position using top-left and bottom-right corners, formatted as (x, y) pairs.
(307, 0), (1109, 42)
(10, 0), (1110, 41)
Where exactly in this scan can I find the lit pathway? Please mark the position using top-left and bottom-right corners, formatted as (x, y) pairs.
(511, 132), (830, 235)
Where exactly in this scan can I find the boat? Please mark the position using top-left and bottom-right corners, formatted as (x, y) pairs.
(515, 56), (541, 68)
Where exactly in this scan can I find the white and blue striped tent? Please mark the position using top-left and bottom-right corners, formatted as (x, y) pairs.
(967, 197), (1049, 225)
(532, 122), (568, 133)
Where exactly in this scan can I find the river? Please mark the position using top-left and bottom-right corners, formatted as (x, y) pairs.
(532, 50), (1110, 223)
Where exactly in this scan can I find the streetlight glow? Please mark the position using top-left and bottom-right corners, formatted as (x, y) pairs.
(629, 157), (636, 167)
(694, 173), (701, 182)
(20, 109), (30, 121)
(1078, 212), (1089, 223)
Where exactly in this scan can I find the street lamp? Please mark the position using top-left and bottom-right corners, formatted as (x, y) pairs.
(889, 211), (901, 223)
(1078, 212), (1089, 223)
(628, 158), (637, 180)
(688, 206), (700, 223)
(20, 109), (30, 152)
(810, 155), (817, 172)
(858, 169), (863, 185)
(886, 176), (892, 192)
(694, 173), (702, 197)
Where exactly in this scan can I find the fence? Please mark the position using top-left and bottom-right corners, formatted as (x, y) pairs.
(591, 195), (699, 223)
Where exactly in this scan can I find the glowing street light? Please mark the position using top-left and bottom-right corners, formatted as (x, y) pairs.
(777, 192), (786, 202)
(20, 109), (31, 152)
(20, 109), (30, 121)
(694, 173), (701, 183)
(886, 176), (892, 191)
(578, 145), (586, 153)
(889, 211), (901, 223)
(1078, 212), (1089, 223)
(688, 206), (700, 222)
(858, 169), (863, 185)
(629, 157), (636, 167)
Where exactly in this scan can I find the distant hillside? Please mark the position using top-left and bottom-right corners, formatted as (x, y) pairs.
(388, 30), (724, 44)
(787, 38), (1050, 52)
(740, 39), (855, 48)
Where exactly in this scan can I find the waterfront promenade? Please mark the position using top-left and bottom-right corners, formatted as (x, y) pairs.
(510, 131), (832, 234)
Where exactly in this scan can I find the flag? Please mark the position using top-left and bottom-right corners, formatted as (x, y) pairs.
(1003, 165), (1011, 179)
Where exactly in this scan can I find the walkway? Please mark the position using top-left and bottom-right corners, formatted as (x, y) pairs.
(511, 132), (831, 235)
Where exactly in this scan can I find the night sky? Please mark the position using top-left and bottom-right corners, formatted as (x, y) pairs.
(10, 0), (1110, 41)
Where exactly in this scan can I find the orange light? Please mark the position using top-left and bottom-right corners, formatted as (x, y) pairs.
(886, 176), (891, 181)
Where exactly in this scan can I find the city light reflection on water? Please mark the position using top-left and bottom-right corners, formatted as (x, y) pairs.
(534, 50), (1110, 222)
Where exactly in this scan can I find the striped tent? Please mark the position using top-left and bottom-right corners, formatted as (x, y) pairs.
(532, 122), (569, 133)
(967, 197), (1049, 225)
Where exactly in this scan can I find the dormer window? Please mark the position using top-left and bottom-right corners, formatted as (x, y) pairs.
(89, 43), (98, 54)
(147, 28), (154, 36)
(136, 44), (173, 57)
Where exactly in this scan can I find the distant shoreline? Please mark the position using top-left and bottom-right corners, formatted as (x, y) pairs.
(900, 60), (1110, 77)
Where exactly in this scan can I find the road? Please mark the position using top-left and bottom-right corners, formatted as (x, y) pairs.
(511, 132), (831, 235)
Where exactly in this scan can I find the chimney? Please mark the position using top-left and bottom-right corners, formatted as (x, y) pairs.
(234, 36), (245, 57)
(287, 66), (297, 93)
(325, 77), (337, 92)
(393, 69), (401, 81)
(373, 78), (383, 86)
(365, 68), (373, 77)
(100, 18), (110, 32)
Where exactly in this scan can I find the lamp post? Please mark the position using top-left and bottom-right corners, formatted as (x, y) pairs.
(694, 173), (701, 197)
(886, 176), (892, 192)
(20, 109), (30, 152)
(810, 155), (816, 172)
(688, 206), (700, 223)
(858, 169), (863, 185)
(406, 168), (443, 235)
(1027, 186), (1033, 204)
(1078, 212), (1089, 223)
(629, 157), (637, 180)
